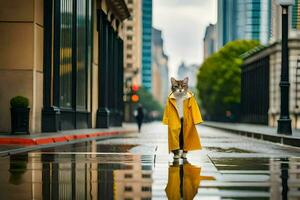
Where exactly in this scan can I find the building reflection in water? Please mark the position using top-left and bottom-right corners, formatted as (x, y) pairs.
(4, 145), (300, 199)
(165, 159), (215, 200)
(18, 140), (153, 200)
(269, 157), (300, 200)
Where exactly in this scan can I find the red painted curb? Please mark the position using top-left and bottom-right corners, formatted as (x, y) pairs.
(0, 130), (132, 146)
(35, 138), (54, 145)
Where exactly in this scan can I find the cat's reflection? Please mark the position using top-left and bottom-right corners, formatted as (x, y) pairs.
(165, 159), (214, 200)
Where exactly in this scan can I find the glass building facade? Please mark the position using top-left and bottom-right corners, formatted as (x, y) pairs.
(292, 0), (300, 30)
(217, 0), (272, 48)
(142, 0), (153, 91)
(42, 0), (126, 131)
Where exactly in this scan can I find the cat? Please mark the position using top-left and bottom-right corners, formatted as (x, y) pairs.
(163, 76), (203, 160)
(171, 77), (189, 118)
(170, 77), (189, 158)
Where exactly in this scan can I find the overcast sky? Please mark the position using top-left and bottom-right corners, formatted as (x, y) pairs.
(153, 0), (217, 78)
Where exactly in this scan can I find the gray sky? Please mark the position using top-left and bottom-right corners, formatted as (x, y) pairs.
(153, 0), (217, 78)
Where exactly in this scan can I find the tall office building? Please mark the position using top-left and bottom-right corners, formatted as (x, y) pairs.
(270, 0), (300, 42)
(123, 0), (142, 86)
(217, 0), (272, 48)
(203, 23), (217, 59)
(142, 0), (153, 91)
(152, 28), (169, 105)
(177, 62), (199, 92)
(292, 0), (300, 30)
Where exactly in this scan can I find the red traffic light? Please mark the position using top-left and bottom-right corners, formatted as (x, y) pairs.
(132, 84), (139, 92)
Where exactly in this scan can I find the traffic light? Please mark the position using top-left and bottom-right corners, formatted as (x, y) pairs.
(131, 84), (139, 103)
(132, 84), (139, 92)
(131, 94), (139, 102)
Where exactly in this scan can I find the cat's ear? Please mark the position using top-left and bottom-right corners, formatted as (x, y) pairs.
(183, 77), (189, 84)
(171, 77), (176, 85)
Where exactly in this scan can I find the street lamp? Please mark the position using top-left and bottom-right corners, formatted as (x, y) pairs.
(276, 0), (295, 135)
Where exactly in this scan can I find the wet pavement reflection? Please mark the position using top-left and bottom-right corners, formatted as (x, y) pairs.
(165, 160), (214, 200)
(1, 123), (300, 199)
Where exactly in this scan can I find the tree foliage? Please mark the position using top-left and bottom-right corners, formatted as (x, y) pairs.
(196, 40), (260, 121)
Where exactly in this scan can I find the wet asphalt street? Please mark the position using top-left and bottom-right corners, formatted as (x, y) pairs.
(1, 122), (300, 199)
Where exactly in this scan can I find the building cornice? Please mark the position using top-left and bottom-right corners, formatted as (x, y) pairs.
(105, 0), (130, 21)
(242, 38), (300, 66)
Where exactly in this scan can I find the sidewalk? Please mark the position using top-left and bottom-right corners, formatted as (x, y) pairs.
(0, 124), (136, 155)
(203, 121), (300, 148)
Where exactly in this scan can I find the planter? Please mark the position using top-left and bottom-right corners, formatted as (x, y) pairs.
(11, 107), (30, 134)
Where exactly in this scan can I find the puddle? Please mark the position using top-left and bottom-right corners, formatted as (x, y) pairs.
(205, 147), (255, 153)
(0, 139), (300, 199)
(210, 157), (270, 170)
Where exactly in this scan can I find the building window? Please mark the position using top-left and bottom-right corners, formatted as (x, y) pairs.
(76, 0), (89, 110)
(58, 0), (91, 110)
(124, 186), (133, 192)
(142, 174), (151, 179)
(127, 0), (133, 4)
(141, 186), (151, 192)
(127, 54), (132, 59)
(60, 0), (73, 108)
(127, 26), (133, 31)
(127, 44), (132, 49)
(124, 173), (133, 178)
(127, 63), (133, 68)
(127, 35), (133, 40)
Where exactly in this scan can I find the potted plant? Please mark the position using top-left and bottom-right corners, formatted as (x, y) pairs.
(10, 96), (30, 134)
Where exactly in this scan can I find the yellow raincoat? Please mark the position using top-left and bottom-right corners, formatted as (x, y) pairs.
(162, 91), (203, 152)
(165, 162), (215, 200)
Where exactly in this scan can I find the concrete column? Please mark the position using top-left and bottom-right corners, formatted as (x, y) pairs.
(0, 0), (44, 133)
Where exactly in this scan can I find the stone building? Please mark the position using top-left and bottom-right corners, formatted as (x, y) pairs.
(0, 0), (129, 133)
(123, 0), (142, 87)
(241, 39), (300, 128)
(241, 0), (300, 128)
(152, 28), (169, 105)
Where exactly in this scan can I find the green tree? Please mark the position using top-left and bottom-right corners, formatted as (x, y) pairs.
(197, 40), (260, 121)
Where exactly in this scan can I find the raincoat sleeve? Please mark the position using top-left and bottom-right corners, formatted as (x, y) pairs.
(191, 97), (203, 124)
(162, 100), (169, 125)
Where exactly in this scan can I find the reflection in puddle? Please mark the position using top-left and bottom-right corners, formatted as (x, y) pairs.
(165, 160), (214, 200)
(0, 141), (153, 200)
(2, 139), (300, 199)
(9, 154), (28, 185)
(205, 146), (255, 153)
(210, 157), (300, 200)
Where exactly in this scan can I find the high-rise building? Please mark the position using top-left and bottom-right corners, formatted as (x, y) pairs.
(123, 0), (142, 86)
(142, 0), (153, 91)
(203, 24), (217, 59)
(152, 28), (169, 105)
(270, 0), (300, 42)
(177, 62), (199, 92)
(217, 0), (272, 48)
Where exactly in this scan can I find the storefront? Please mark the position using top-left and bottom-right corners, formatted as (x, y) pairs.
(0, 0), (129, 133)
(42, 0), (128, 132)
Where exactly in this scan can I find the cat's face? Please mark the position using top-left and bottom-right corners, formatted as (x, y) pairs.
(171, 77), (189, 97)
